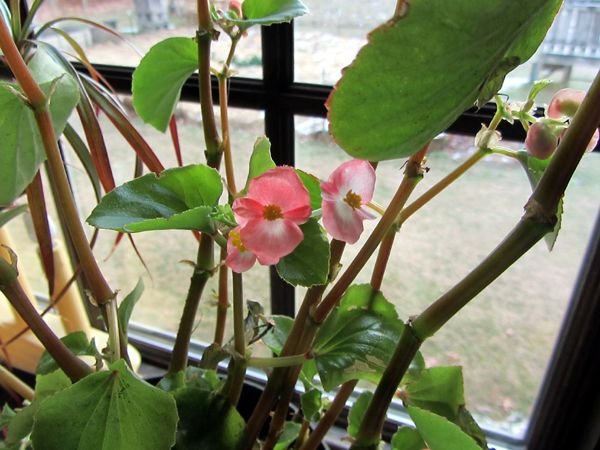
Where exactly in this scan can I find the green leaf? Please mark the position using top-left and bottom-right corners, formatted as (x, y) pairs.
(391, 427), (427, 450)
(233, 0), (308, 28)
(0, 49), (78, 206)
(32, 360), (178, 450)
(403, 366), (465, 421)
(36, 332), (98, 375)
(0, 205), (28, 227)
(118, 278), (144, 341)
(132, 37), (198, 132)
(0, 404), (16, 429)
(276, 218), (330, 287)
(173, 387), (244, 450)
(347, 391), (373, 439)
(456, 407), (488, 449)
(273, 421), (302, 450)
(313, 284), (404, 391)
(517, 151), (563, 250)
(407, 405), (481, 450)
(246, 136), (276, 189)
(296, 169), (322, 211)
(328, 0), (562, 161)
(301, 389), (322, 423)
(87, 164), (223, 233)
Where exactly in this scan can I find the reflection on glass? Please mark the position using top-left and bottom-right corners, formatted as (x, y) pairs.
(294, 115), (600, 437)
(28, 0), (262, 77)
(295, 0), (597, 98)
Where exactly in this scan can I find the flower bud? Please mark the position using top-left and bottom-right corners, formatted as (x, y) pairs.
(547, 88), (586, 119)
(525, 120), (558, 159)
(229, 0), (243, 18)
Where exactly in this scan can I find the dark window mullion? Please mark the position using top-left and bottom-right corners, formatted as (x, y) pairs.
(262, 22), (296, 317)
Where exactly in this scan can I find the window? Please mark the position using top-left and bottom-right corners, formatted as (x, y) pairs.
(2, 2), (599, 449)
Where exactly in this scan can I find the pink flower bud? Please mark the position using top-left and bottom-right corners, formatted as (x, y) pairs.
(525, 121), (558, 159)
(547, 88), (586, 119)
(229, 0), (243, 18)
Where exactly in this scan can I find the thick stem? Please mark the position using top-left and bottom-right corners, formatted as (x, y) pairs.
(219, 75), (237, 194)
(0, 18), (114, 306)
(168, 234), (213, 374)
(224, 271), (246, 405)
(214, 247), (229, 346)
(0, 258), (91, 382)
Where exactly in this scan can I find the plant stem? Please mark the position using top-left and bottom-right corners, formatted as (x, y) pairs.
(224, 271), (246, 405)
(219, 75), (237, 194)
(214, 247), (229, 346)
(168, 234), (213, 374)
(196, 0), (222, 167)
(0, 258), (91, 382)
(0, 17), (114, 307)
(105, 297), (120, 363)
(352, 72), (600, 448)
(246, 354), (309, 369)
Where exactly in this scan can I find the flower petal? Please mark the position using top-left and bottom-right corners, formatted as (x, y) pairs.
(247, 167), (311, 217)
(326, 159), (376, 202)
(226, 238), (256, 273)
(233, 197), (266, 226)
(240, 218), (304, 264)
(547, 88), (586, 119)
(322, 199), (364, 244)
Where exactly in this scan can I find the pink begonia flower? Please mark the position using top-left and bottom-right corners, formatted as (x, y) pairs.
(231, 167), (311, 266)
(226, 227), (256, 273)
(321, 159), (376, 244)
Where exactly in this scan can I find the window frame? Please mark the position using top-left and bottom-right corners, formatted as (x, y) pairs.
(1, 6), (599, 448)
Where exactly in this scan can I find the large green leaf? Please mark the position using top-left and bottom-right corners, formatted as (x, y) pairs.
(391, 427), (427, 450)
(31, 360), (178, 450)
(327, 0), (562, 161)
(407, 405), (481, 450)
(132, 37), (198, 132)
(276, 218), (330, 287)
(173, 387), (244, 450)
(118, 278), (144, 342)
(87, 164), (223, 232)
(246, 136), (276, 189)
(273, 422), (302, 450)
(347, 391), (374, 439)
(516, 151), (563, 250)
(312, 284), (404, 391)
(232, 0), (308, 28)
(0, 49), (79, 206)
(403, 366), (465, 421)
(37, 331), (99, 375)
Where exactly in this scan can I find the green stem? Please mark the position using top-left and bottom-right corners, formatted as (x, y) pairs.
(0, 258), (91, 382)
(222, 272), (246, 405)
(106, 298), (120, 363)
(352, 72), (600, 448)
(214, 247), (229, 346)
(247, 354), (309, 369)
(168, 234), (213, 374)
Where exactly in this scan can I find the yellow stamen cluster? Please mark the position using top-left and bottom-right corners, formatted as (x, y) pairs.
(230, 230), (246, 252)
(344, 190), (362, 209)
(262, 204), (284, 220)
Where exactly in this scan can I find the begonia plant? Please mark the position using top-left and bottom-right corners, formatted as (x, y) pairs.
(0, 0), (599, 449)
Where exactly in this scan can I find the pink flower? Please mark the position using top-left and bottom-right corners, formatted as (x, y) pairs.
(226, 227), (256, 273)
(525, 120), (559, 159)
(547, 88), (586, 119)
(321, 159), (376, 244)
(232, 167), (311, 266)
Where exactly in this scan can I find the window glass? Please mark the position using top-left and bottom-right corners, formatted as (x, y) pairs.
(295, 115), (600, 438)
(295, 0), (597, 96)
(29, 0), (262, 77)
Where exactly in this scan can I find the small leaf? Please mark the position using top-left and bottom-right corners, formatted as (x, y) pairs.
(276, 218), (330, 287)
(457, 406), (488, 449)
(328, 0), (562, 161)
(174, 387), (244, 449)
(0, 49), (78, 206)
(347, 391), (373, 439)
(0, 205), (28, 227)
(36, 332), (98, 375)
(32, 360), (178, 450)
(246, 136), (276, 189)
(391, 427), (427, 450)
(301, 389), (322, 423)
(118, 278), (144, 341)
(233, 0), (308, 28)
(274, 421), (302, 450)
(403, 366), (465, 421)
(296, 169), (322, 211)
(87, 164), (223, 233)
(312, 284), (404, 391)
(516, 151), (563, 250)
(132, 37), (199, 132)
(407, 405), (481, 450)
